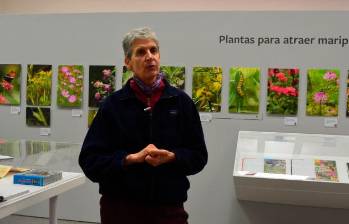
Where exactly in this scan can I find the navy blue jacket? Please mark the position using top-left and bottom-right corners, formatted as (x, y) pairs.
(79, 79), (207, 204)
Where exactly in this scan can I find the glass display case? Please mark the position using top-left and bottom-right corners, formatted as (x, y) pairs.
(0, 138), (85, 223)
(233, 131), (349, 209)
(0, 138), (81, 172)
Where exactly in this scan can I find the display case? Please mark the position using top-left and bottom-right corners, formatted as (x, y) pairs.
(233, 131), (349, 209)
(0, 138), (85, 223)
(0, 139), (81, 172)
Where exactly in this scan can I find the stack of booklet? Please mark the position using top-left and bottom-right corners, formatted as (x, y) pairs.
(13, 169), (62, 186)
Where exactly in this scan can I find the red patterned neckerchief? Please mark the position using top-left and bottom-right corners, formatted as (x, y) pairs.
(130, 74), (165, 110)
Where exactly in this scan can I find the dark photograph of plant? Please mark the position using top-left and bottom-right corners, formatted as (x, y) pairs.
(88, 65), (115, 107)
(26, 107), (51, 127)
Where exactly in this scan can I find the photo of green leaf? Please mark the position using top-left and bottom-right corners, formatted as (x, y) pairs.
(26, 107), (51, 127)
(57, 65), (84, 107)
(229, 67), (260, 114)
(306, 69), (339, 116)
(0, 64), (21, 105)
(89, 65), (116, 107)
(267, 68), (299, 115)
(192, 66), (222, 112)
(26, 64), (52, 106)
(160, 66), (185, 89)
(122, 66), (133, 86)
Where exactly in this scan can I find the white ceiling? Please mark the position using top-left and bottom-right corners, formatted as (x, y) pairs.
(1, 0), (349, 14)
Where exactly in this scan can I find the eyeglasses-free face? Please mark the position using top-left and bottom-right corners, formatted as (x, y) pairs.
(125, 39), (160, 86)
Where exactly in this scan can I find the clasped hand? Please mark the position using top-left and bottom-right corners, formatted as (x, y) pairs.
(124, 144), (175, 167)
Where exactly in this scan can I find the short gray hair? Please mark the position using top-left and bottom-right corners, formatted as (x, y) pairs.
(122, 27), (160, 59)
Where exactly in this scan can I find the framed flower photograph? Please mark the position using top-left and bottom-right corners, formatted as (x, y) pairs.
(88, 65), (115, 108)
(267, 68), (299, 115)
(306, 69), (339, 116)
(57, 65), (84, 107)
(0, 64), (21, 105)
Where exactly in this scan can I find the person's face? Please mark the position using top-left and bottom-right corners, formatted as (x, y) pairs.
(125, 38), (160, 85)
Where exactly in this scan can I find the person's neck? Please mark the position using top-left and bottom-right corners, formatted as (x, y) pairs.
(136, 76), (157, 87)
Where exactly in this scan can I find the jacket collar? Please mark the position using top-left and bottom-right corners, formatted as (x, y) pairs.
(119, 77), (178, 101)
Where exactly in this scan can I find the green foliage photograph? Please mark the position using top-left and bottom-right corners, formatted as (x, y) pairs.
(229, 67), (260, 114)
(267, 68), (299, 115)
(192, 66), (222, 112)
(88, 109), (98, 128)
(26, 107), (50, 127)
(160, 66), (185, 89)
(306, 69), (339, 116)
(26, 65), (52, 106)
(122, 66), (133, 86)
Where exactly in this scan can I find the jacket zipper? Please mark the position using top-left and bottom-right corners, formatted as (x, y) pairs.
(147, 97), (155, 202)
(147, 95), (175, 202)
(147, 97), (153, 140)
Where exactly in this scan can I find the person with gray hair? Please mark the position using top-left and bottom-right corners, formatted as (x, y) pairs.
(79, 27), (207, 224)
(122, 27), (160, 59)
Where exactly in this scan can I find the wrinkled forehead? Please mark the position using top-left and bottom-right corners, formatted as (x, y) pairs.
(132, 38), (158, 48)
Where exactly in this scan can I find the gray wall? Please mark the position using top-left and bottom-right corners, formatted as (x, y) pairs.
(1, 11), (349, 224)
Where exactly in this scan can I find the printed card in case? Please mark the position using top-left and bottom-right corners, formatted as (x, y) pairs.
(13, 169), (62, 186)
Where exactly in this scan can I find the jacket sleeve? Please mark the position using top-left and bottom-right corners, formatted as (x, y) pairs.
(78, 100), (127, 183)
(170, 93), (208, 176)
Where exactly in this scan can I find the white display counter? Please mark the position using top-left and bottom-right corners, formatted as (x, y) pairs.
(0, 139), (85, 223)
(0, 172), (85, 224)
(233, 131), (349, 209)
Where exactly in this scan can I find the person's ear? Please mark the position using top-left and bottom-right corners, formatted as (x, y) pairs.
(124, 57), (132, 70)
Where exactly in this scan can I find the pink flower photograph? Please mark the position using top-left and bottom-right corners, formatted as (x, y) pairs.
(57, 65), (84, 107)
(306, 69), (339, 116)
